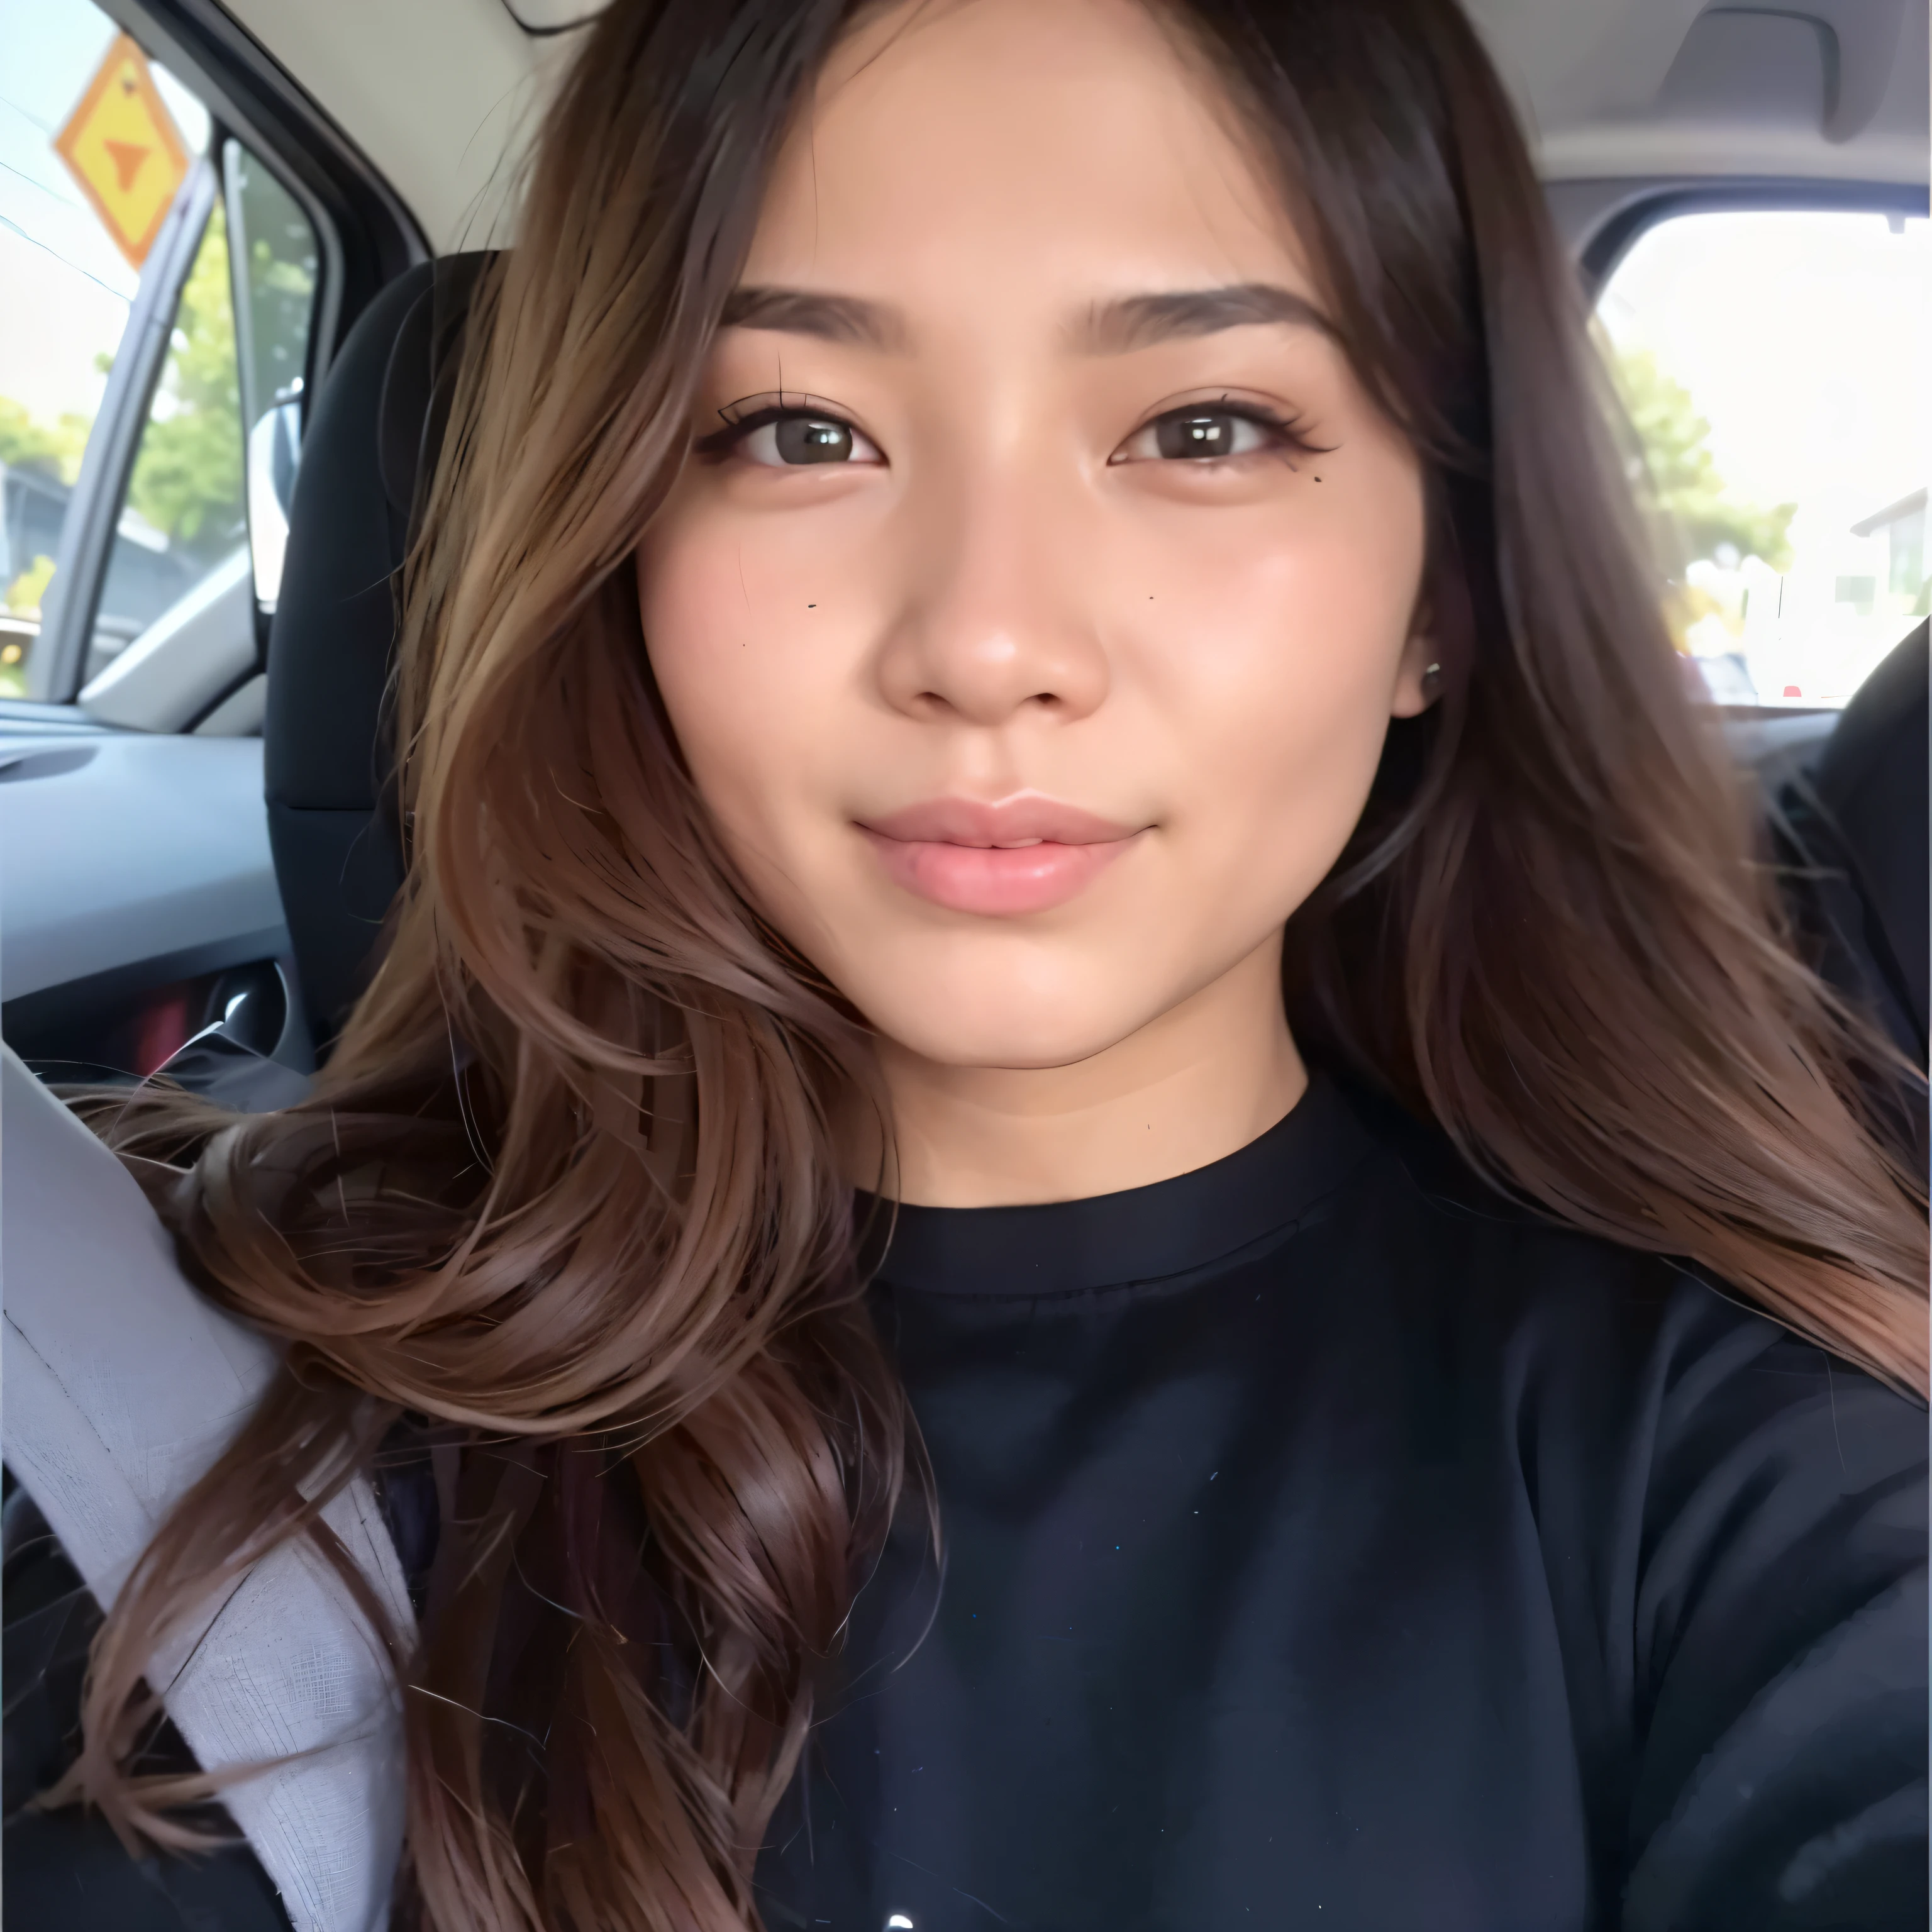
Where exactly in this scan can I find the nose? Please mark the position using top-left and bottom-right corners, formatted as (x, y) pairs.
(875, 461), (1109, 728)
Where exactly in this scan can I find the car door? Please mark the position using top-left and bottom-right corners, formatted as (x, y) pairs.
(0, 0), (421, 1082)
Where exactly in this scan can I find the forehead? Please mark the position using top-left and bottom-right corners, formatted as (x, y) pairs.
(740, 0), (1313, 318)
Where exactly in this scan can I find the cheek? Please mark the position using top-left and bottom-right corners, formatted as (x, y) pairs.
(1126, 460), (1424, 882)
(636, 502), (836, 842)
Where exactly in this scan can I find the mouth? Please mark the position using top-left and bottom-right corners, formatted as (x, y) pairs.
(856, 795), (1145, 916)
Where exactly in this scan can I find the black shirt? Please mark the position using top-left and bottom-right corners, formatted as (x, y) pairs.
(753, 1076), (1928, 1931)
(6, 1078), (1926, 1930)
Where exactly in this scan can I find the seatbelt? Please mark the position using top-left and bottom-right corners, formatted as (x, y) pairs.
(1, 1046), (412, 1932)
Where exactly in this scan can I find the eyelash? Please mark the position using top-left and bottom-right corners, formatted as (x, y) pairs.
(694, 399), (821, 460)
(692, 396), (1331, 464)
(1114, 397), (1331, 466)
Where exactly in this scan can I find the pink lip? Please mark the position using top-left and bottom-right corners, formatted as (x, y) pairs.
(857, 795), (1144, 915)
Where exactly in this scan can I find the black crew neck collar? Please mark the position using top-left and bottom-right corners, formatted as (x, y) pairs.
(863, 1073), (1377, 1299)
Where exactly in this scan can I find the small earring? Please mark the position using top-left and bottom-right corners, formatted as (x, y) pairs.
(1421, 660), (1443, 697)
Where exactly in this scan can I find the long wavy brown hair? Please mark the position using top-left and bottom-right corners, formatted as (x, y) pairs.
(57, 0), (1926, 1925)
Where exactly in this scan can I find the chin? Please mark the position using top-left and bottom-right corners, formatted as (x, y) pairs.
(862, 987), (1155, 1073)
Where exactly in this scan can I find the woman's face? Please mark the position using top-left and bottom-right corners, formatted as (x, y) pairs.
(641, 0), (1430, 1073)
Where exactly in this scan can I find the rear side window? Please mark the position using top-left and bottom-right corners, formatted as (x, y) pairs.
(1597, 208), (1930, 709)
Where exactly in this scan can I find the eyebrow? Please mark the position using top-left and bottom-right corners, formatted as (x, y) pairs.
(719, 286), (904, 349)
(1079, 284), (1338, 353)
(716, 280), (1338, 355)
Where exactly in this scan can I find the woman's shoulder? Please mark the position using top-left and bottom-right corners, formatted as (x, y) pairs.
(2, 1484), (296, 1932)
(1334, 1071), (1925, 1455)
(1332, 1077), (1926, 1923)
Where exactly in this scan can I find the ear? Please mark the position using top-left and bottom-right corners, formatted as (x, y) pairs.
(1389, 624), (1439, 719)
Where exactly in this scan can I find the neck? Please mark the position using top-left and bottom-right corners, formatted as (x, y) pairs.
(865, 933), (1306, 1208)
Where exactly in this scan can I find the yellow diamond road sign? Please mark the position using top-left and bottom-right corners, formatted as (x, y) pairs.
(54, 34), (190, 272)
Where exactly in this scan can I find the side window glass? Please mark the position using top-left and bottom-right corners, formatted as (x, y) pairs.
(89, 196), (244, 681)
(1597, 209), (1930, 709)
(1, 0), (318, 713)
(228, 141), (317, 610)
(0, 0), (209, 696)
(89, 147), (318, 688)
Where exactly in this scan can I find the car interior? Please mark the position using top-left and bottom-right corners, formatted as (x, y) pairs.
(1, 0), (1926, 1101)
(0, 4), (1926, 1924)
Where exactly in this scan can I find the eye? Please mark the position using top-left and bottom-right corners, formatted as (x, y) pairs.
(744, 414), (881, 466)
(704, 403), (884, 468)
(1111, 402), (1309, 465)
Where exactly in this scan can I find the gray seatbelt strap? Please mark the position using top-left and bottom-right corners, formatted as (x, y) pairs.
(1, 1045), (413, 1932)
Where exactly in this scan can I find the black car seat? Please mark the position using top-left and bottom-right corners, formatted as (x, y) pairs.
(1772, 620), (1929, 1097)
(0, 272), (492, 1909)
(1809, 621), (1928, 1055)
(265, 253), (492, 1050)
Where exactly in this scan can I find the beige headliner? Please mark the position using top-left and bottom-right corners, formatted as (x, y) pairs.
(221, 0), (1931, 252)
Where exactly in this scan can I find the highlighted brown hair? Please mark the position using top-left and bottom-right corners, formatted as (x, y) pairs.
(64, 1), (1926, 1926)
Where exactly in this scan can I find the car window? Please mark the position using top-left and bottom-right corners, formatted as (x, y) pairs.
(87, 189), (245, 683)
(0, 0), (318, 712)
(0, 0), (201, 694)
(227, 142), (318, 611)
(1597, 208), (1930, 709)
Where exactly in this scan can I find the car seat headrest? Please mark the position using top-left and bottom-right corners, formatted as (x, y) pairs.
(263, 253), (494, 1048)
(1811, 618), (1929, 1050)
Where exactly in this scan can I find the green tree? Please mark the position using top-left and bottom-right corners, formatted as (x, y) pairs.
(0, 397), (81, 630)
(1612, 345), (1795, 573)
(0, 397), (91, 484)
(6, 553), (55, 615)
(233, 145), (318, 415)
(125, 205), (245, 555)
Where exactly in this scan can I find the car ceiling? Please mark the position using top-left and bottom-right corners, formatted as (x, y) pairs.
(219, 0), (1929, 253)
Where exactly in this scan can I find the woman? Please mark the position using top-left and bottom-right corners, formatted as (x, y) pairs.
(12, 0), (1926, 1926)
